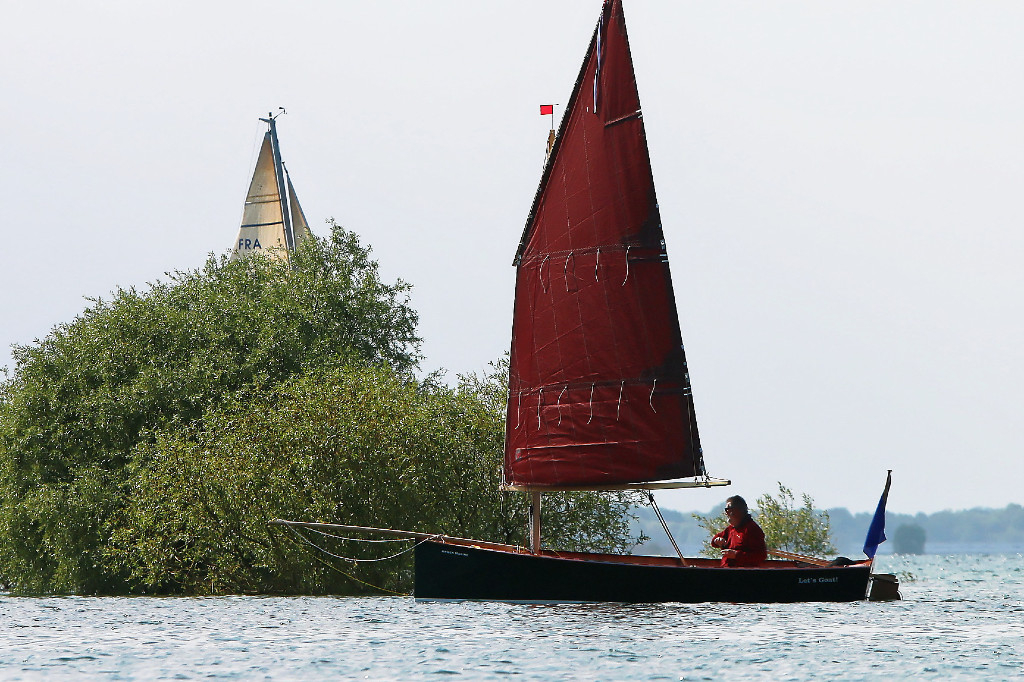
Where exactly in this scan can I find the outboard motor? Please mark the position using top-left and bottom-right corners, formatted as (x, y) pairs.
(868, 573), (902, 601)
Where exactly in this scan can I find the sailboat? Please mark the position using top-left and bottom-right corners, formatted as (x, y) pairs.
(273, 0), (893, 603)
(232, 112), (312, 262)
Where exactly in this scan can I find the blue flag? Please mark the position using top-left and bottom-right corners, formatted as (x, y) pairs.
(863, 470), (892, 559)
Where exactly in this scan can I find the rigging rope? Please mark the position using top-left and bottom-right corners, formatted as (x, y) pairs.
(280, 526), (412, 596)
(302, 526), (415, 544)
(286, 524), (437, 564)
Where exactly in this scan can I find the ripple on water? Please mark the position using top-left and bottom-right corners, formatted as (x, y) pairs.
(0, 555), (1022, 679)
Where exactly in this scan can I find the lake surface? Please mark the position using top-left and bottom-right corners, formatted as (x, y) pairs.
(1, 554), (1021, 680)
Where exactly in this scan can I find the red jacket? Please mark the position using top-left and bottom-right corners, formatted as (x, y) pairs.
(712, 516), (767, 567)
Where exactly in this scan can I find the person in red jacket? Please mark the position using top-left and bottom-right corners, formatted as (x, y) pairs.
(711, 495), (768, 567)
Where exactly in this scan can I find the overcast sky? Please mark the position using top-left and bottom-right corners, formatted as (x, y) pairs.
(3, 1), (1022, 515)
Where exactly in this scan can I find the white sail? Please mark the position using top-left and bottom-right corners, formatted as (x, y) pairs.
(287, 172), (312, 247)
(232, 133), (289, 261)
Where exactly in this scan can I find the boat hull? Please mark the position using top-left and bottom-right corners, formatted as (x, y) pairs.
(415, 540), (871, 603)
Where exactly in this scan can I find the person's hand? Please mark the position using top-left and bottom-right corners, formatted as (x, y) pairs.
(711, 537), (723, 548)
(722, 549), (737, 558)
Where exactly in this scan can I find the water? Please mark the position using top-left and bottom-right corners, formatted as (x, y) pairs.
(1, 554), (1021, 680)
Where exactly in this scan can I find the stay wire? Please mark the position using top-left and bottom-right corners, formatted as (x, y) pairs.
(648, 491), (687, 565)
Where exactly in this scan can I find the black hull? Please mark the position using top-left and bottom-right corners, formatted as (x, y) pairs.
(415, 540), (871, 603)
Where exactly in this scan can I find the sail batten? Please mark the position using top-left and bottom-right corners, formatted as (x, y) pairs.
(504, 0), (707, 490)
(240, 221), (285, 228)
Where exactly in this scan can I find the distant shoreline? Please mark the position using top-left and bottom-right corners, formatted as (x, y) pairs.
(633, 504), (1024, 557)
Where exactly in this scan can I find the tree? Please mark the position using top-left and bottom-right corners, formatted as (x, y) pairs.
(893, 523), (926, 554)
(755, 484), (837, 556)
(0, 246), (643, 595)
(693, 483), (837, 559)
(0, 223), (420, 593)
(105, 362), (644, 595)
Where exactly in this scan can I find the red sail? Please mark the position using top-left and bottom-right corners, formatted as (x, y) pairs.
(504, 0), (705, 488)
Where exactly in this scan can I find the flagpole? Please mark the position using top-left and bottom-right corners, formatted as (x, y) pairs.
(541, 104), (558, 160)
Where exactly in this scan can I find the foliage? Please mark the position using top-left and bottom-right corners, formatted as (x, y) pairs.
(826, 503), (1024, 555)
(692, 508), (730, 558)
(0, 224), (420, 593)
(0, 244), (642, 594)
(910, 504), (1024, 545)
(755, 483), (836, 556)
(105, 362), (643, 595)
(692, 483), (837, 559)
(639, 502), (1024, 558)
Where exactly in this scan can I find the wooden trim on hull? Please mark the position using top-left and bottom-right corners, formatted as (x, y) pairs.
(414, 539), (871, 603)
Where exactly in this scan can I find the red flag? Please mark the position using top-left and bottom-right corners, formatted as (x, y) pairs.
(539, 104), (554, 115)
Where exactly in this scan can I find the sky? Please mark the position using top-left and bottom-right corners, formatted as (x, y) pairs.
(2, 1), (1021, 516)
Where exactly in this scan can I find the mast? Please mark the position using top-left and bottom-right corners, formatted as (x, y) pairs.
(261, 112), (295, 252)
(530, 491), (542, 553)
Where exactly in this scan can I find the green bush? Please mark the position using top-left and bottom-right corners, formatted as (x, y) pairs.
(0, 224), (419, 593)
(105, 363), (642, 595)
(693, 483), (837, 559)
(0, 226), (641, 594)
